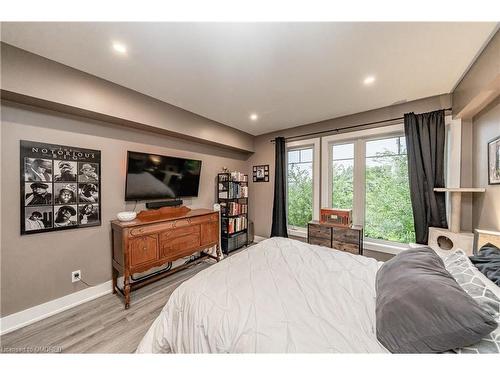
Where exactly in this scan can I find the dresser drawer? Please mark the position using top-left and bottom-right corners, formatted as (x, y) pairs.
(190, 213), (219, 225)
(129, 235), (159, 267)
(129, 222), (174, 237)
(160, 233), (201, 261)
(160, 225), (199, 242)
(308, 223), (331, 239)
(332, 227), (361, 244)
(332, 241), (360, 255)
(309, 236), (331, 247)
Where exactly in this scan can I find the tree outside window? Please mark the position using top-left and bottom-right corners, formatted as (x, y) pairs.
(365, 137), (415, 243)
(287, 148), (313, 228)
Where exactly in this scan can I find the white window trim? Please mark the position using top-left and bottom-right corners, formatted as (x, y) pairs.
(321, 123), (404, 218)
(286, 138), (320, 232)
(322, 124), (407, 254)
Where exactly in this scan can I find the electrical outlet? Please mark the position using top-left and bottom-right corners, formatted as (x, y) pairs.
(71, 270), (81, 283)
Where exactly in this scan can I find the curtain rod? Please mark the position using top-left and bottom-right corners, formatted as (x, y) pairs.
(270, 107), (453, 143)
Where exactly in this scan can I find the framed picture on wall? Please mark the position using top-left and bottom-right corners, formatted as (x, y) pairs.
(20, 140), (102, 235)
(488, 135), (500, 185)
(253, 164), (269, 182)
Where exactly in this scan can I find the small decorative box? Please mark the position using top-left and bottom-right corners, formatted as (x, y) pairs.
(320, 208), (352, 228)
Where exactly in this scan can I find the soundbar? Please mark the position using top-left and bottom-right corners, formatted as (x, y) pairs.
(146, 199), (183, 209)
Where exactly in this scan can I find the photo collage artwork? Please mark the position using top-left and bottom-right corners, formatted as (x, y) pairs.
(21, 140), (102, 234)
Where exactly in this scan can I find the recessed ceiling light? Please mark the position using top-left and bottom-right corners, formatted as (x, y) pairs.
(363, 76), (376, 85)
(112, 42), (127, 54)
(250, 113), (258, 121)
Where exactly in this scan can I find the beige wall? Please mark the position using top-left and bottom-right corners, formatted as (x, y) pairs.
(452, 28), (500, 232)
(0, 102), (249, 316)
(453, 29), (500, 119)
(471, 97), (500, 231)
(1, 43), (254, 153)
(248, 94), (452, 238)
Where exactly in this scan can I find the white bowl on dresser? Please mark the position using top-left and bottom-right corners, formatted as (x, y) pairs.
(117, 211), (137, 222)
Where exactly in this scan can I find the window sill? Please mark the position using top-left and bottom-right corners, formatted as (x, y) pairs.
(288, 228), (307, 238)
(364, 239), (411, 255)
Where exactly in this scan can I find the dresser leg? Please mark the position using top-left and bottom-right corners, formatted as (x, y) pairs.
(215, 244), (222, 261)
(112, 267), (118, 294)
(124, 276), (131, 309)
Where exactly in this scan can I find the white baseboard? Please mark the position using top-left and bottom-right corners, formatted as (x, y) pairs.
(0, 280), (112, 336)
(253, 235), (267, 243)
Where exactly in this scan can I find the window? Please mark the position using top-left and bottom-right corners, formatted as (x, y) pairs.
(331, 143), (354, 209)
(365, 136), (415, 243)
(287, 147), (313, 229)
(322, 124), (415, 248)
(286, 138), (320, 234)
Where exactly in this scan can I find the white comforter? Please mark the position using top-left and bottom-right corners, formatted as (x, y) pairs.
(136, 237), (389, 353)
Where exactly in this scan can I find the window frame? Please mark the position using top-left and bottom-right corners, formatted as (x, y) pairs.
(320, 116), (459, 254)
(322, 124), (404, 220)
(322, 124), (410, 252)
(286, 138), (320, 237)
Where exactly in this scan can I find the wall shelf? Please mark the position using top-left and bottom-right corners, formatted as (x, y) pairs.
(433, 187), (485, 233)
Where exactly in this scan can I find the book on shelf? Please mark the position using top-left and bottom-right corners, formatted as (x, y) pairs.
(229, 171), (247, 182)
(223, 216), (248, 234)
(221, 202), (248, 216)
(219, 171), (248, 182)
(224, 182), (248, 199)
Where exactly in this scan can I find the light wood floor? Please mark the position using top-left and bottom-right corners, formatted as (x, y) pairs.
(0, 258), (217, 353)
(0, 242), (390, 354)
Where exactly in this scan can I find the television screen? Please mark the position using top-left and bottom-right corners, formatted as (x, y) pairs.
(125, 151), (202, 201)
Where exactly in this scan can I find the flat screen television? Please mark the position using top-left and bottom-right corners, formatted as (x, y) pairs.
(125, 151), (202, 201)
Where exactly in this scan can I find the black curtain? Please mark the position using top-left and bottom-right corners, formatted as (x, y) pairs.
(404, 110), (448, 244)
(271, 137), (288, 238)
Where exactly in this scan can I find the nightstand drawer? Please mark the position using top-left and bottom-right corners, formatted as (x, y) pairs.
(309, 236), (331, 247)
(308, 223), (331, 239)
(307, 220), (363, 255)
(332, 241), (360, 254)
(332, 227), (360, 244)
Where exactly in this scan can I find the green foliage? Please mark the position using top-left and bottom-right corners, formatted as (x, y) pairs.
(365, 152), (415, 243)
(287, 165), (313, 228)
(287, 151), (415, 243)
(332, 163), (353, 209)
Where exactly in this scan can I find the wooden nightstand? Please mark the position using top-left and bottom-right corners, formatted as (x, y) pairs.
(307, 220), (363, 255)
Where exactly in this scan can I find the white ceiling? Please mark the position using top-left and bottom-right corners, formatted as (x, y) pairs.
(1, 22), (497, 135)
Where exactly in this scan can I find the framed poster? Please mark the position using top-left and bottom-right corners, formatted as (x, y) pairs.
(20, 140), (101, 235)
(253, 164), (269, 182)
(488, 135), (500, 185)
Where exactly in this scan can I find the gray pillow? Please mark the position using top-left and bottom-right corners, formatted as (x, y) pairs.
(375, 247), (498, 353)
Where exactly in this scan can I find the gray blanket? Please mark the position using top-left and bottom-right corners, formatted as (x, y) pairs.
(469, 243), (500, 287)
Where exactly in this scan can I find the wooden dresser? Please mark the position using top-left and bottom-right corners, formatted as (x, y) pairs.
(111, 206), (221, 308)
(307, 220), (363, 255)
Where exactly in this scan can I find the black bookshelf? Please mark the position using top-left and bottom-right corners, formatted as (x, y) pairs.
(217, 171), (249, 254)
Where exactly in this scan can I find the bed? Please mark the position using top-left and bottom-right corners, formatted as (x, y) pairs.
(136, 237), (388, 353)
(136, 236), (500, 353)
